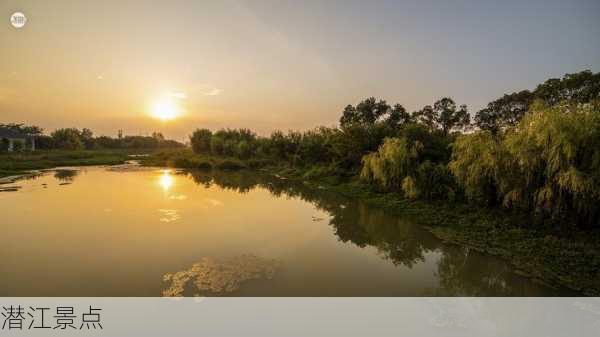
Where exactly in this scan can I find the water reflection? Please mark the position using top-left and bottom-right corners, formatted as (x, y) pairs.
(53, 169), (79, 183)
(0, 186), (21, 192)
(182, 170), (568, 296)
(159, 170), (174, 191)
(0, 166), (572, 296)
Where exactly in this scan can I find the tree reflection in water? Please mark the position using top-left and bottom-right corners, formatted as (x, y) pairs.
(53, 169), (79, 183)
(179, 170), (563, 296)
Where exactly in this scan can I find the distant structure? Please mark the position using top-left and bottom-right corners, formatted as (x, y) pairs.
(0, 127), (35, 152)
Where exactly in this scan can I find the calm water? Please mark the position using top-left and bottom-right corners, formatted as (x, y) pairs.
(0, 165), (571, 296)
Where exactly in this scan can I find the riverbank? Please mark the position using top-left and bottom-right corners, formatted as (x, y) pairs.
(139, 148), (271, 170)
(0, 150), (136, 178)
(288, 172), (600, 295)
(139, 150), (600, 295)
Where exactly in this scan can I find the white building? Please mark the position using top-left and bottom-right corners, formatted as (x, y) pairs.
(0, 127), (35, 152)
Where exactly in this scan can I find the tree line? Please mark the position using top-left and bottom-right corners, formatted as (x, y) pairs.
(0, 125), (184, 151)
(189, 70), (600, 228)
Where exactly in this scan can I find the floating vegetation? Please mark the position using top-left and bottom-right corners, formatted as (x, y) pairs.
(204, 198), (224, 207)
(162, 255), (282, 297)
(158, 209), (180, 223)
(106, 163), (154, 172)
(169, 195), (188, 201)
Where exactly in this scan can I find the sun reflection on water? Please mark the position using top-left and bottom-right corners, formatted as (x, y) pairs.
(159, 170), (174, 191)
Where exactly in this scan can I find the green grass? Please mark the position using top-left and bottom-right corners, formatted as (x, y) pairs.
(0, 149), (139, 178)
(139, 149), (251, 171)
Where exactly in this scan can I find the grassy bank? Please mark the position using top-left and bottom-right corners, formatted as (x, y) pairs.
(140, 149), (600, 295)
(0, 150), (136, 178)
(294, 175), (600, 295)
(139, 148), (275, 170)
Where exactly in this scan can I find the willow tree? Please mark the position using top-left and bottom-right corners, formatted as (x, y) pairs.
(451, 100), (600, 227)
(502, 101), (600, 226)
(449, 131), (512, 206)
(360, 137), (422, 192)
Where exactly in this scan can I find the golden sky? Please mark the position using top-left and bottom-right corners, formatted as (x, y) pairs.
(1, 0), (598, 140)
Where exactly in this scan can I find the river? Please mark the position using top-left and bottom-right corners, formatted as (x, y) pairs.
(0, 165), (571, 296)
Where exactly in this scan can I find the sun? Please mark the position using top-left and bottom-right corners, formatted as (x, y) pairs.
(152, 97), (180, 121)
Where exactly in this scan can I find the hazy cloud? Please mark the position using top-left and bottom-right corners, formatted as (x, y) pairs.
(202, 88), (222, 96)
(169, 92), (187, 99)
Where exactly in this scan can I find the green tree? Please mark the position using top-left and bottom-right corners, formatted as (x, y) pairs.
(80, 128), (95, 149)
(449, 131), (509, 206)
(533, 70), (600, 106)
(451, 100), (600, 227)
(339, 97), (391, 128)
(190, 129), (213, 154)
(413, 105), (436, 131)
(360, 137), (422, 192)
(386, 104), (412, 129)
(433, 97), (470, 134)
(51, 128), (83, 150)
(474, 90), (533, 134)
(502, 101), (600, 226)
(235, 140), (252, 159)
(0, 123), (43, 135)
(414, 98), (469, 134)
(152, 132), (165, 141)
(414, 161), (455, 201)
(297, 127), (337, 164)
(474, 70), (600, 134)
(360, 135), (455, 200)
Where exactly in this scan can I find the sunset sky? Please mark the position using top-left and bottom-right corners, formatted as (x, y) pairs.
(1, 0), (599, 140)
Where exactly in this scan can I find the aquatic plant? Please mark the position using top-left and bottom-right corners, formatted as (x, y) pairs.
(162, 255), (281, 297)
